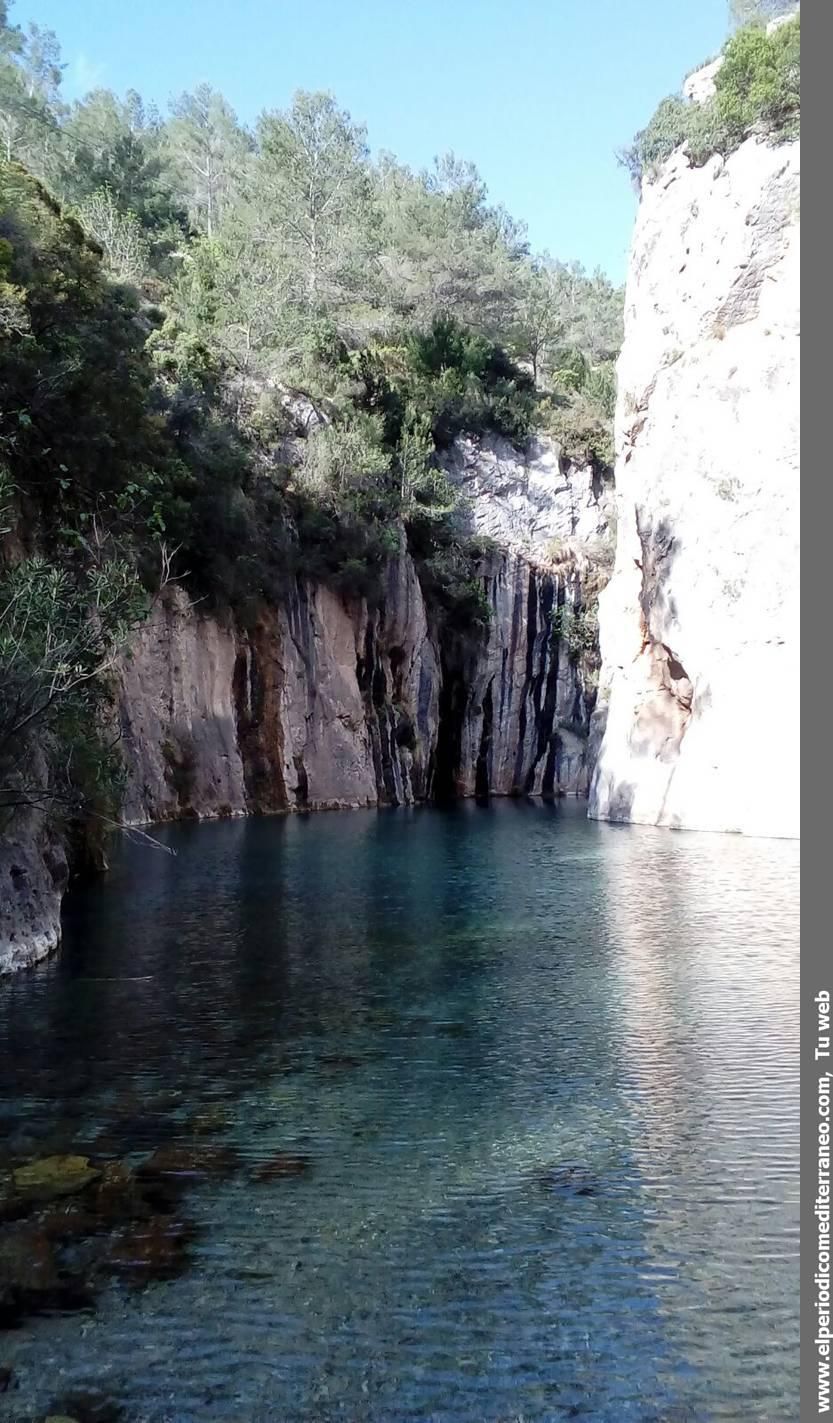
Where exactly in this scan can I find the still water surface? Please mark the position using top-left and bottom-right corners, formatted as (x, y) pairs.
(0, 802), (799, 1422)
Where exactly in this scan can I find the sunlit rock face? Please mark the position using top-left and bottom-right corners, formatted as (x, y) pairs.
(590, 133), (800, 837)
(442, 433), (613, 559)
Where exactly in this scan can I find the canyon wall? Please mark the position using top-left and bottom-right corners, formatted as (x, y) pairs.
(2, 427), (614, 971)
(589, 129), (800, 837)
(117, 458), (610, 828)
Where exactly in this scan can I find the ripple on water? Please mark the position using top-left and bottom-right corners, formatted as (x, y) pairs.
(0, 802), (798, 1423)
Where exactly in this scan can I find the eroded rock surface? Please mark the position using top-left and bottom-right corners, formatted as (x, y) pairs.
(590, 135), (800, 836)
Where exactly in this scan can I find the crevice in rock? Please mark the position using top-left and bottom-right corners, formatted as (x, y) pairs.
(233, 615), (288, 814)
(475, 677), (494, 801)
(432, 642), (469, 805)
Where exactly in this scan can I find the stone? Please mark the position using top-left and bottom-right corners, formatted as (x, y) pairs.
(441, 434), (614, 559)
(186, 1105), (233, 1136)
(590, 134), (799, 838)
(12, 1156), (101, 1203)
(681, 56), (723, 104)
(137, 1143), (240, 1185)
(252, 1153), (312, 1181)
(104, 1215), (193, 1283)
(0, 1224), (93, 1323)
(0, 823), (67, 976)
(535, 1164), (598, 1197)
(44, 1391), (123, 1423)
(87, 1161), (150, 1224)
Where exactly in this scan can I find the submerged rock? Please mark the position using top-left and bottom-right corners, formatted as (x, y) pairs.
(36, 1201), (100, 1242)
(136, 1143), (239, 1211)
(185, 1105), (233, 1136)
(104, 1215), (193, 1284)
(252, 1153), (312, 1181)
(87, 1161), (150, 1225)
(534, 1164), (599, 1197)
(317, 1054), (368, 1072)
(0, 1224), (93, 1325)
(12, 1156), (101, 1204)
(44, 1390), (124, 1423)
(137, 1143), (239, 1182)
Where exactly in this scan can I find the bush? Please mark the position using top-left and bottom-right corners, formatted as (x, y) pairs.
(539, 350), (617, 472)
(418, 544), (492, 635)
(549, 604), (597, 661)
(406, 316), (536, 447)
(621, 14), (800, 182)
(714, 15), (800, 142)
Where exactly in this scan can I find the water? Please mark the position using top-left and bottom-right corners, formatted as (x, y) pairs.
(0, 802), (799, 1422)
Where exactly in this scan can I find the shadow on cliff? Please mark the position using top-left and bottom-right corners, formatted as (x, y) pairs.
(635, 513), (681, 631)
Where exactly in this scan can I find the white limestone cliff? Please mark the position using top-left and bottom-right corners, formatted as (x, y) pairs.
(589, 132), (800, 837)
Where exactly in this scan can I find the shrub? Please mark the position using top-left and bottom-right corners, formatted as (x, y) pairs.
(416, 538), (492, 636)
(714, 15), (800, 143)
(549, 604), (599, 663)
(538, 350), (617, 472)
(406, 315), (536, 447)
(621, 14), (800, 182)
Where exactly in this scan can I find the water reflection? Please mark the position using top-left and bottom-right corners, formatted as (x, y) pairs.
(0, 803), (799, 1422)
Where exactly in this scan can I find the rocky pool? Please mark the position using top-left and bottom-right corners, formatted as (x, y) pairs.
(0, 802), (799, 1422)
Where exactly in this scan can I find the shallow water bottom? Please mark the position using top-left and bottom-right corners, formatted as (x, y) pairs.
(0, 802), (799, 1422)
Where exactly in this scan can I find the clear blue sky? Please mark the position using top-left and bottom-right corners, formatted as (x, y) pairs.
(14, 0), (728, 283)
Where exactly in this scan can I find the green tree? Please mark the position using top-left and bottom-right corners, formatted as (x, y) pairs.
(376, 151), (526, 339)
(59, 88), (184, 252)
(0, 17), (60, 176)
(76, 185), (149, 281)
(253, 91), (377, 320)
(165, 84), (250, 237)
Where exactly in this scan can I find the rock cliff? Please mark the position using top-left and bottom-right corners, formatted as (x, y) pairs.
(117, 440), (613, 828)
(589, 127), (799, 837)
(1, 428), (614, 973)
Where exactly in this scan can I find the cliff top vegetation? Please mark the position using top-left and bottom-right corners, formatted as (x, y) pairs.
(621, 7), (800, 183)
(0, 0), (623, 835)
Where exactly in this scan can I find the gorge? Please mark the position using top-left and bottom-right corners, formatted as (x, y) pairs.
(0, 6), (802, 1421)
(2, 66), (802, 971)
(2, 40), (801, 971)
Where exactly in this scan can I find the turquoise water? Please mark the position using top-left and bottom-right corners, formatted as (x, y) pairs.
(0, 802), (799, 1422)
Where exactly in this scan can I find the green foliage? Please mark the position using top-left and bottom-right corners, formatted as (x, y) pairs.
(0, 161), (166, 524)
(0, 548), (147, 833)
(538, 348), (617, 471)
(75, 185), (150, 280)
(405, 315), (536, 446)
(549, 603), (599, 661)
(0, 0), (630, 831)
(621, 13), (800, 182)
(714, 13), (800, 142)
(416, 538), (493, 636)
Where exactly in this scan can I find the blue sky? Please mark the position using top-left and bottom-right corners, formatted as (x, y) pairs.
(14, 0), (728, 282)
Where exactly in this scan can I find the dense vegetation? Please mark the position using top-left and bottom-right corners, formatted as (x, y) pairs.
(622, 8), (800, 182)
(0, 0), (623, 835)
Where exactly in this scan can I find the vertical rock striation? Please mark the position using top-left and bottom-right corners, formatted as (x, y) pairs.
(118, 542), (442, 823)
(589, 131), (800, 837)
(116, 444), (613, 825)
(453, 552), (595, 800)
(2, 441), (613, 970)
